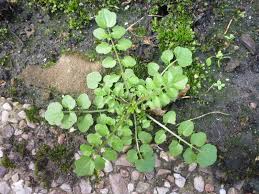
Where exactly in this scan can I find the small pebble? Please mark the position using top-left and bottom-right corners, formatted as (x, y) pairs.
(11, 173), (19, 182)
(188, 163), (197, 172)
(18, 111), (27, 120)
(167, 175), (174, 183)
(100, 188), (108, 194)
(3, 103), (12, 111)
(173, 173), (186, 188)
(120, 168), (129, 178)
(58, 134), (65, 144)
(227, 187), (238, 194)
(0, 149), (3, 158)
(194, 176), (205, 192)
(1, 111), (9, 123)
(104, 160), (113, 173)
(157, 169), (171, 176)
(136, 182), (150, 193)
(205, 183), (214, 193)
(164, 181), (171, 188)
(131, 170), (140, 181)
(127, 183), (134, 192)
(60, 183), (72, 193)
(160, 151), (169, 161)
(155, 187), (169, 194)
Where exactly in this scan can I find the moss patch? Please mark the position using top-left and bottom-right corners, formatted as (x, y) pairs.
(0, 155), (16, 169)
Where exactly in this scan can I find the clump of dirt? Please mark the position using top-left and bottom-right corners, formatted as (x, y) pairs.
(20, 54), (102, 94)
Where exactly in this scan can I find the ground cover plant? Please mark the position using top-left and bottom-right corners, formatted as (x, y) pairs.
(44, 9), (217, 176)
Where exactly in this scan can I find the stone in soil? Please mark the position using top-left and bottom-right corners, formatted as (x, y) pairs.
(60, 183), (72, 193)
(2, 103), (12, 111)
(136, 181), (150, 193)
(224, 59), (241, 72)
(155, 187), (169, 194)
(205, 183), (214, 193)
(194, 176), (205, 192)
(227, 187), (239, 194)
(0, 166), (7, 177)
(240, 34), (256, 55)
(109, 173), (128, 194)
(104, 160), (113, 173)
(157, 169), (171, 176)
(127, 183), (134, 192)
(131, 170), (140, 181)
(0, 181), (11, 194)
(173, 173), (186, 188)
(79, 179), (92, 194)
(115, 154), (133, 167)
(1, 111), (9, 123)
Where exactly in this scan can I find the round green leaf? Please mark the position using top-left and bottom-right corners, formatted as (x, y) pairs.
(95, 8), (116, 28)
(161, 50), (174, 64)
(77, 114), (94, 132)
(87, 71), (102, 89)
(116, 38), (132, 51)
(62, 95), (76, 110)
(103, 148), (117, 161)
(94, 156), (105, 170)
(80, 144), (93, 156)
(111, 138), (124, 152)
(87, 133), (102, 146)
(111, 25), (126, 39)
(163, 111), (176, 124)
(95, 124), (109, 136)
(140, 144), (153, 157)
(126, 149), (138, 164)
(96, 42), (112, 54)
(174, 46), (192, 67)
(138, 131), (152, 144)
(97, 114), (115, 126)
(93, 28), (108, 40)
(135, 155), (155, 172)
(155, 130), (166, 144)
(60, 112), (77, 129)
(94, 96), (105, 108)
(172, 74), (188, 90)
(147, 62), (159, 76)
(122, 136), (132, 145)
(169, 140), (183, 157)
(102, 56), (116, 68)
(77, 93), (91, 109)
(45, 102), (64, 125)
(178, 120), (194, 137)
(159, 93), (170, 106)
(103, 74), (121, 87)
(197, 144), (217, 167)
(122, 56), (136, 67)
(190, 132), (207, 147)
(183, 148), (197, 164)
(166, 88), (179, 100)
(74, 156), (95, 176)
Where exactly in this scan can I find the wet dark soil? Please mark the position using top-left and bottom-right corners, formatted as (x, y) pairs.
(0, 0), (258, 192)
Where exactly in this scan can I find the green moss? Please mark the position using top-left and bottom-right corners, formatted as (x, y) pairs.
(134, 26), (147, 37)
(0, 155), (16, 169)
(34, 144), (75, 188)
(25, 106), (40, 123)
(14, 141), (27, 157)
(0, 27), (8, 41)
(42, 61), (56, 69)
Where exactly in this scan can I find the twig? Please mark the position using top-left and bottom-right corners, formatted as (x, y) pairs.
(133, 114), (141, 157)
(224, 18), (233, 35)
(176, 111), (230, 126)
(126, 16), (145, 31)
(148, 14), (163, 18)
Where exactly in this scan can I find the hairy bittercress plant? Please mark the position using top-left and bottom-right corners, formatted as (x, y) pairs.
(44, 9), (217, 176)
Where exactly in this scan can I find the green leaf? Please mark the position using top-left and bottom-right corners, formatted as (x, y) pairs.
(135, 155), (155, 172)
(95, 124), (110, 136)
(45, 102), (64, 125)
(103, 74), (121, 87)
(77, 94), (91, 109)
(95, 8), (116, 28)
(77, 114), (94, 132)
(94, 156), (105, 170)
(140, 144), (153, 157)
(116, 38), (132, 51)
(111, 137), (124, 152)
(174, 47), (192, 67)
(126, 149), (138, 164)
(102, 56), (116, 68)
(178, 120), (194, 137)
(111, 25), (126, 39)
(103, 148), (117, 161)
(80, 144), (93, 156)
(87, 71), (102, 89)
(121, 136), (132, 145)
(87, 133), (102, 146)
(141, 119), (151, 129)
(172, 74), (188, 90)
(74, 156), (95, 176)
(183, 148), (197, 164)
(159, 93), (170, 106)
(62, 95), (76, 110)
(122, 56), (136, 67)
(169, 140), (183, 157)
(94, 96), (105, 108)
(197, 144), (217, 167)
(118, 125), (132, 136)
(190, 132), (207, 147)
(163, 111), (176, 124)
(60, 112), (77, 129)
(147, 62), (159, 76)
(161, 50), (174, 64)
(97, 114), (115, 126)
(93, 28), (108, 40)
(166, 88), (179, 100)
(155, 130), (166, 144)
(206, 57), (212, 66)
(96, 42), (112, 54)
(138, 131), (152, 144)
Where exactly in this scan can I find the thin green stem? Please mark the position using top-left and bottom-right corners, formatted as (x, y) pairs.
(147, 115), (200, 152)
(64, 109), (108, 113)
(176, 111), (230, 126)
(133, 114), (142, 157)
(161, 60), (177, 75)
(108, 30), (130, 93)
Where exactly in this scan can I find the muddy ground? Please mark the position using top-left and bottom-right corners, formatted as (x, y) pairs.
(0, 0), (258, 192)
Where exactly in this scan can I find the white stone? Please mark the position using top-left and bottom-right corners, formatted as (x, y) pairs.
(155, 154), (161, 167)
(220, 186), (227, 194)
(2, 103), (12, 111)
(228, 187), (238, 194)
(74, 153), (81, 160)
(14, 129), (23, 136)
(69, 127), (77, 133)
(127, 183), (134, 192)
(104, 160), (113, 173)
(131, 170), (140, 181)
(164, 181), (171, 188)
(155, 187), (169, 194)
(60, 183), (72, 193)
(100, 188), (109, 194)
(194, 176), (205, 192)
(28, 162), (35, 171)
(188, 163), (197, 172)
(160, 151), (169, 162)
(22, 104), (31, 109)
(79, 179), (92, 194)
(11, 173), (20, 182)
(1, 111), (9, 123)
(173, 173), (186, 188)
(0, 181), (11, 194)
(11, 180), (32, 194)
(18, 111), (27, 120)
(0, 149), (3, 158)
